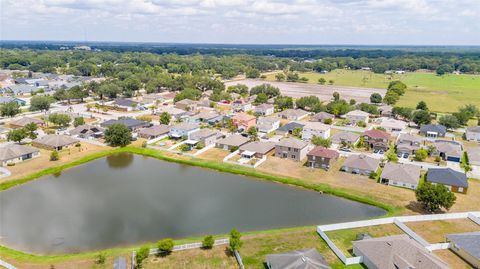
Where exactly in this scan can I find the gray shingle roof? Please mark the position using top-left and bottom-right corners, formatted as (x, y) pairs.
(427, 168), (468, 188)
(381, 163), (421, 185)
(137, 125), (170, 137)
(33, 135), (79, 148)
(447, 232), (480, 260)
(266, 248), (331, 269)
(216, 134), (249, 147)
(0, 144), (39, 162)
(331, 131), (360, 144)
(420, 124), (447, 135)
(101, 118), (149, 129)
(277, 137), (308, 149)
(240, 141), (276, 154)
(353, 235), (450, 269)
(276, 122), (305, 133)
(343, 154), (380, 171)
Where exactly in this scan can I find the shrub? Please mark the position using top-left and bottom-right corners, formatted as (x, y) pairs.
(323, 118), (332, 125)
(414, 148), (428, 161)
(229, 229), (242, 252)
(157, 238), (174, 254)
(202, 235), (215, 249)
(178, 143), (190, 152)
(230, 146), (239, 152)
(135, 245), (150, 268)
(369, 171), (377, 179)
(94, 253), (106, 265)
(357, 121), (367, 127)
(196, 142), (205, 149)
(75, 143), (81, 147)
(416, 182), (456, 212)
(142, 141), (148, 148)
(50, 151), (59, 161)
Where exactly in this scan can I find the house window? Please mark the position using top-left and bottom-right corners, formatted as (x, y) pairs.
(294, 148), (299, 152)
(291, 155), (296, 159)
(458, 187), (464, 193)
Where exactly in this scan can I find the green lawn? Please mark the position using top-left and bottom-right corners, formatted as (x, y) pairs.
(264, 70), (480, 113)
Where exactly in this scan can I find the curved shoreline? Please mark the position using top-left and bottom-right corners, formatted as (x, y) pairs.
(0, 146), (401, 262)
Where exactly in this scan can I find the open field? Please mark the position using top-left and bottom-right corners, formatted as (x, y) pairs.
(261, 70), (480, 112)
(225, 78), (386, 104)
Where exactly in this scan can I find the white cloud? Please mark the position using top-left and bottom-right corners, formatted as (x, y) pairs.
(0, 0), (478, 44)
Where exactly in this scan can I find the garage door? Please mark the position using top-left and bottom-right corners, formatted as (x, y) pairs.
(447, 156), (460, 162)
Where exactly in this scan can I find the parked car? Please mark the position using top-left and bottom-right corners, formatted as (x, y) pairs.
(339, 148), (351, 152)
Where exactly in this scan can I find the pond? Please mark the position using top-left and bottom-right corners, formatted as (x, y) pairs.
(0, 153), (385, 254)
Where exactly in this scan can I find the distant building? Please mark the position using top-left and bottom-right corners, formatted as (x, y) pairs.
(301, 122), (331, 140)
(466, 126), (480, 141)
(175, 99), (197, 111)
(137, 125), (170, 139)
(363, 129), (390, 151)
(9, 117), (45, 129)
(419, 124), (447, 139)
(101, 118), (150, 131)
(68, 124), (105, 139)
(345, 110), (369, 125)
(255, 103), (274, 116)
(257, 117), (280, 134)
(215, 134), (250, 150)
(168, 123), (200, 139)
(32, 135), (79, 151)
(331, 131), (360, 147)
(231, 113), (256, 131)
(278, 109), (309, 121)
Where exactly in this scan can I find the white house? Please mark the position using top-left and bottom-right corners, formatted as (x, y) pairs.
(466, 126), (480, 141)
(301, 122), (331, 140)
(379, 117), (407, 133)
(168, 123), (200, 139)
(257, 117), (280, 134)
(255, 104), (274, 116)
(345, 110), (369, 125)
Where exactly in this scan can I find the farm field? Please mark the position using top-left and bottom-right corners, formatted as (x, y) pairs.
(263, 70), (480, 113)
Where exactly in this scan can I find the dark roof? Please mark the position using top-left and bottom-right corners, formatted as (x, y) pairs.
(101, 118), (149, 129)
(114, 98), (138, 107)
(420, 124), (447, 134)
(307, 147), (339, 159)
(266, 248), (332, 269)
(276, 122), (305, 133)
(447, 232), (480, 260)
(427, 168), (468, 188)
(364, 129), (390, 139)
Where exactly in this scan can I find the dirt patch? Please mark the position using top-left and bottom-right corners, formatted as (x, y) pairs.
(434, 250), (473, 269)
(406, 219), (480, 243)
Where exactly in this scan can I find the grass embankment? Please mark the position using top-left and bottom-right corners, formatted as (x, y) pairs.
(0, 146), (398, 265)
(263, 70), (480, 113)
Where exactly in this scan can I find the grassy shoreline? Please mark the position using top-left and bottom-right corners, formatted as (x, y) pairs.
(0, 146), (401, 263)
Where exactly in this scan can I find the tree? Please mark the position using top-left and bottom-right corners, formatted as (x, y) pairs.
(157, 238), (174, 254)
(135, 245), (150, 268)
(245, 68), (260, 78)
(275, 73), (285, 81)
(392, 106), (413, 120)
(292, 127), (302, 138)
(412, 110), (431, 126)
(332, 92), (340, 101)
(104, 124), (132, 147)
(311, 136), (331, 148)
(295, 96), (321, 111)
(383, 91), (399, 105)
(414, 148), (428, 161)
(30, 96), (52, 111)
(50, 151), (59, 161)
(73, 117), (85, 127)
(326, 100), (351, 116)
(0, 101), (21, 117)
(48, 113), (71, 128)
(415, 182), (456, 212)
(24, 122), (38, 139)
(358, 103), (379, 115)
(436, 64), (454, 75)
(178, 143), (190, 152)
(254, 93), (268, 104)
(370, 93), (382, 104)
(438, 115), (460, 129)
(328, 79), (334, 85)
(386, 151), (398, 162)
(387, 81), (406, 96)
(229, 229), (242, 252)
(247, 126), (258, 141)
(202, 235), (215, 249)
(274, 96), (294, 111)
(160, 112), (171, 125)
(250, 84), (280, 98)
(416, 101), (428, 111)
(318, 78), (326, 85)
(94, 253), (106, 265)
(7, 128), (27, 143)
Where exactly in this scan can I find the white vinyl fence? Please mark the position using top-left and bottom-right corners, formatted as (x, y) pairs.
(0, 260), (17, 269)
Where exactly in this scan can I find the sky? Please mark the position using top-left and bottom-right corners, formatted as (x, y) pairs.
(1, 0), (479, 45)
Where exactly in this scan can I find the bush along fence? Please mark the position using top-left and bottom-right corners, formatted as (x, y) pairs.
(317, 211), (480, 265)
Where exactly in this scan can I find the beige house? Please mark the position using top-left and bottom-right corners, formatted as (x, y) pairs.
(345, 110), (369, 125)
(32, 135), (79, 150)
(275, 138), (309, 161)
(0, 144), (40, 166)
(341, 154), (379, 176)
(380, 163), (421, 189)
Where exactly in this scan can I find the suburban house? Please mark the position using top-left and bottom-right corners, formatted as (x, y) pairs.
(433, 140), (463, 162)
(345, 110), (369, 125)
(0, 126), (10, 140)
(257, 117), (280, 134)
(275, 138), (309, 161)
(420, 124), (447, 139)
(139, 93), (165, 106)
(331, 131), (360, 147)
(275, 122), (305, 136)
(266, 248), (332, 269)
(378, 105), (393, 117)
(311, 112), (334, 123)
(380, 163), (421, 190)
(2, 84), (37, 95)
(175, 99), (197, 111)
(68, 124), (105, 139)
(156, 107), (187, 120)
(239, 141), (276, 159)
(301, 122), (331, 140)
(189, 129), (224, 146)
(0, 144), (40, 166)
(109, 98), (141, 111)
(101, 118), (151, 131)
(306, 146), (339, 170)
(341, 154), (380, 176)
(32, 134), (79, 150)
(186, 111), (223, 125)
(137, 125), (170, 139)
(231, 113), (256, 131)
(10, 117), (45, 128)
(232, 99), (253, 112)
(378, 118), (407, 133)
(466, 126), (480, 141)
(426, 168), (468, 194)
(446, 232), (480, 268)
(466, 147), (480, 166)
(363, 129), (390, 151)
(278, 109), (309, 121)
(158, 91), (176, 103)
(352, 235), (450, 269)
(396, 133), (424, 155)
(168, 123), (200, 139)
(254, 103), (274, 116)
(215, 134), (250, 150)
(0, 96), (26, 106)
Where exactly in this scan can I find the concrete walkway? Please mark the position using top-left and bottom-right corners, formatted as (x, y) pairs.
(0, 167), (11, 178)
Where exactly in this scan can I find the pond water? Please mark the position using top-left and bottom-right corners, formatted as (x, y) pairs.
(0, 153), (384, 254)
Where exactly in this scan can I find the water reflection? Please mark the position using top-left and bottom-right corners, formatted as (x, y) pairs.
(106, 153), (134, 168)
